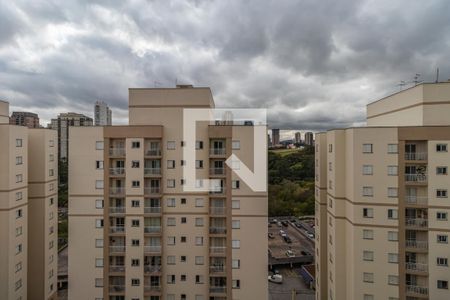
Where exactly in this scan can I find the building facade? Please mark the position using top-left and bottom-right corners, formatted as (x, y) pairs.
(0, 100), (58, 300)
(49, 112), (93, 160)
(68, 86), (268, 300)
(305, 132), (314, 146)
(315, 82), (450, 300)
(10, 112), (40, 128)
(271, 129), (280, 146)
(95, 101), (113, 126)
(295, 132), (301, 144)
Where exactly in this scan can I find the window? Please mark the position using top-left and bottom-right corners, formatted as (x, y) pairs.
(16, 156), (22, 165)
(49, 154), (54, 161)
(132, 160), (140, 168)
(50, 197), (54, 205)
(364, 295), (374, 300)
(363, 143), (373, 153)
(95, 160), (103, 169)
(131, 200), (140, 207)
(437, 189), (448, 198)
(95, 258), (103, 267)
(436, 144), (448, 152)
(131, 219), (140, 227)
(388, 209), (398, 220)
(328, 144), (333, 152)
(437, 212), (448, 220)
(132, 180), (140, 188)
(15, 279), (22, 291)
(232, 240), (240, 249)
(437, 235), (448, 243)
(363, 251), (374, 261)
(232, 259), (240, 269)
(437, 166), (448, 175)
(167, 160), (175, 169)
(387, 144), (398, 153)
(232, 200), (240, 209)
(232, 180), (240, 189)
(232, 220), (240, 229)
(363, 229), (374, 240)
(132, 239), (140, 246)
(362, 187), (373, 197)
(437, 257), (448, 266)
(15, 262), (22, 273)
(95, 219), (104, 228)
(180, 274), (186, 281)
(195, 141), (203, 149)
(167, 218), (176, 226)
(95, 278), (103, 287)
(181, 236), (187, 243)
(95, 199), (103, 209)
(131, 279), (140, 286)
(167, 179), (175, 188)
(232, 279), (240, 289)
(95, 180), (104, 189)
(181, 217), (187, 224)
(196, 160), (203, 169)
(131, 141), (140, 148)
(167, 198), (176, 207)
(195, 179), (203, 188)
(49, 169), (54, 176)
(95, 239), (104, 248)
(363, 272), (374, 283)
(167, 141), (176, 150)
(167, 256), (176, 265)
(95, 141), (104, 150)
(195, 198), (204, 207)
(362, 165), (373, 175)
(16, 174), (23, 183)
(180, 256), (188, 263)
(195, 218), (204, 226)
(195, 237), (203, 245)
(16, 139), (22, 147)
(388, 188), (398, 198)
(16, 192), (22, 201)
(181, 198), (186, 204)
(16, 244), (22, 254)
(167, 295), (175, 300)
(388, 275), (399, 285)
(232, 140), (240, 150)
(167, 237), (176, 245)
(363, 208), (373, 218)
(167, 275), (175, 284)
(16, 209), (22, 219)
(388, 253), (399, 263)
(131, 259), (140, 266)
(388, 166), (398, 176)
(437, 280), (448, 289)
(388, 231), (398, 241)
(195, 275), (203, 284)
(195, 256), (204, 265)
(16, 226), (22, 237)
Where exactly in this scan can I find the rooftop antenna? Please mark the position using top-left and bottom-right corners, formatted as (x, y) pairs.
(413, 73), (422, 86)
(397, 80), (406, 91)
(436, 68), (440, 83)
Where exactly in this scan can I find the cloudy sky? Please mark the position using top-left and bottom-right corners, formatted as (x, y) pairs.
(1, 0), (450, 130)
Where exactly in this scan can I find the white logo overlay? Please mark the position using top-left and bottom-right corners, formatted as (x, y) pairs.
(182, 108), (267, 193)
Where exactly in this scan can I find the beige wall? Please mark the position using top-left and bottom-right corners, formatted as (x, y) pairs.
(0, 100), (9, 124)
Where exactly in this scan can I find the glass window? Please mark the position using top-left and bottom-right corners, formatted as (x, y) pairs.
(167, 179), (175, 188)
(131, 141), (140, 148)
(362, 186), (373, 197)
(388, 188), (398, 198)
(16, 139), (23, 147)
(387, 144), (398, 153)
(232, 220), (240, 229)
(232, 140), (240, 150)
(167, 160), (175, 169)
(363, 272), (374, 283)
(362, 165), (373, 175)
(95, 141), (104, 150)
(363, 251), (374, 261)
(363, 229), (374, 240)
(436, 144), (448, 152)
(232, 200), (240, 209)
(195, 198), (204, 207)
(363, 144), (373, 153)
(195, 141), (203, 149)
(363, 208), (373, 218)
(388, 231), (398, 241)
(195, 256), (204, 265)
(167, 141), (176, 150)
(95, 180), (104, 189)
(437, 166), (448, 175)
(387, 166), (398, 176)
(388, 209), (398, 220)
(232, 240), (240, 249)
(388, 253), (399, 263)
(95, 199), (103, 209)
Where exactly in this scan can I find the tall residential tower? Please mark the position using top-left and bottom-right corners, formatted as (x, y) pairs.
(95, 101), (113, 126)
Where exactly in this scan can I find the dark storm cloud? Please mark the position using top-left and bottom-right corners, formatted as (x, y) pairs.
(0, 0), (450, 130)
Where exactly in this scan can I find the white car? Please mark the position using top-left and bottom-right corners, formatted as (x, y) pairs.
(286, 250), (295, 257)
(279, 230), (285, 236)
(307, 233), (315, 239)
(268, 274), (283, 283)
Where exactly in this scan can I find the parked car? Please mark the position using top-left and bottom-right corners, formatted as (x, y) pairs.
(277, 221), (282, 227)
(295, 223), (302, 228)
(268, 233), (275, 239)
(286, 250), (295, 257)
(301, 250), (311, 256)
(281, 221), (289, 227)
(279, 229), (285, 236)
(270, 219), (277, 224)
(307, 233), (315, 239)
(283, 236), (292, 243)
(268, 274), (283, 283)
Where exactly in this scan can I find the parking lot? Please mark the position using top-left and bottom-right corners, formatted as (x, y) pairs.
(269, 267), (315, 300)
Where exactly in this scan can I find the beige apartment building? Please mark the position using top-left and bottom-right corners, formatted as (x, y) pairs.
(315, 82), (450, 300)
(68, 86), (268, 300)
(0, 100), (58, 300)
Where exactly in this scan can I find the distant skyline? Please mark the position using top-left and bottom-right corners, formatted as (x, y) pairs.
(1, 1), (450, 130)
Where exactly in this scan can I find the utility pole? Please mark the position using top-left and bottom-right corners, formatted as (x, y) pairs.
(291, 289), (296, 300)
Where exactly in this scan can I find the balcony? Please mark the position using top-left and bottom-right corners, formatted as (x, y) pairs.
(110, 207), (125, 214)
(210, 246), (226, 254)
(144, 207), (161, 214)
(210, 286), (227, 294)
(144, 187), (161, 195)
(109, 245), (125, 253)
(210, 227), (227, 235)
(210, 265), (226, 273)
(144, 285), (161, 293)
(210, 168), (225, 176)
(210, 207), (226, 216)
(144, 226), (161, 234)
(109, 168), (125, 176)
(405, 218), (428, 229)
(110, 187), (125, 196)
(144, 168), (161, 176)
(109, 265), (125, 273)
(406, 262), (428, 273)
(405, 152), (427, 161)
(144, 245), (161, 253)
(406, 285), (428, 297)
(109, 148), (126, 156)
(110, 226), (125, 234)
(144, 265), (161, 273)
(109, 285), (125, 293)
(145, 149), (161, 157)
(210, 148), (226, 156)
(209, 188), (225, 195)
(405, 174), (427, 184)
(405, 196), (428, 206)
(406, 240), (428, 250)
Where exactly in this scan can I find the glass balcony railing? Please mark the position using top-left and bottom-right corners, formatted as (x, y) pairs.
(145, 149), (161, 156)
(109, 207), (125, 214)
(109, 285), (125, 293)
(406, 285), (428, 296)
(144, 245), (161, 253)
(210, 207), (226, 215)
(144, 226), (161, 234)
(405, 152), (427, 161)
(210, 227), (227, 234)
(210, 168), (225, 175)
(210, 265), (226, 273)
(406, 262), (428, 273)
(109, 265), (125, 273)
(405, 196), (428, 205)
(210, 148), (226, 156)
(144, 168), (161, 175)
(109, 245), (125, 253)
(144, 265), (161, 273)
(110, 187), (125, 195)
(405, 240), (428, 250)
(405, 218), (428, 228)
(144, 187), (161, 195)
(109, 148), (126, 156)
(210, 286), (227, 294)
(210, 246), (226, 254)
(144, 207), (161, 214)
(110, 226), (125, 233)
(109, 168), (125, 176)
(405, 174), (427, 183)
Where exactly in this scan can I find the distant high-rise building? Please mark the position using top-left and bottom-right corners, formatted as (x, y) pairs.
(0, 100), (58, 300)
(268, 133), (272, 146)
(316, 82), (450, 300)
(94, 101), (112, 126)
(305, 131), (314, 146)
(49, 112), (93, 160)
(272, 128), (280, 145)
(295, 131), (301, 144)
(10, 111), (40, 128)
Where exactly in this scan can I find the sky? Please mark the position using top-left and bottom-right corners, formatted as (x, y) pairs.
(1, 0), (450, 130)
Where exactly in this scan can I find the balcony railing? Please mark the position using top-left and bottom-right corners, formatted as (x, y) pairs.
(210, 265), (226, 273)
(406, 285), (428, 296)
(144, 226), (161, 234)
(406, 240), (428, 250)
(405, 174), (427, 183)
(145, 149), (161, 156)
(109, 168), (125, 176)
(210, 148), (226, 156)
(109, 245), (125, 253)
(110, 187), (125, 195)
(110, 226), (125, 233)
(109, 265), (125, 273)
(109, 148), (126, 156)
(144, 207), (161, 214)
(144, 245), (161, 253)
(209, 188), (225, 195)
(144, 285), (161, 292)
(405, 218), (428, 228)
(144, 265), (161, 273)
(210, 207), (226, 215)
(405, 152), (427, 161)
(109, 207), (125, 214)
(210, 168), (225, 175)
(210, 227), (227, 234)
(210, 246), (226, 254)
(144, 187), (161, 195)
(210, 286), (227, 294)
(109, 285), (125, 293)
(405, 196), (428, 205)
(144, 168), (161, 175)
(406, 262), (428, 273)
